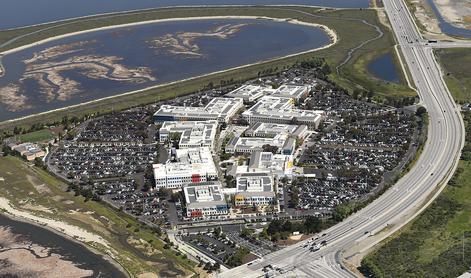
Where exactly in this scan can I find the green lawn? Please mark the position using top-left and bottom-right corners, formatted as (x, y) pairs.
(0, 156), (200, 277)
(0, 6), (414, 132)
(17, 129), (55, 143)
(435, 48), (471, 104)
(360, 66), (471, 277)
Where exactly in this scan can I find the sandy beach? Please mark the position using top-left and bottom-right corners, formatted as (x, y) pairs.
(0, 16), (337, 125)
(433, 0), (471, 29)
(0, 197), (110, 248)
(0, 55), (4, 77)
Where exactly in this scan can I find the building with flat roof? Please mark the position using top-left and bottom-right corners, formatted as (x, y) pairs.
(159, 120), (217, 149)
(154, 97), (243, 123)
(153, 147), (218, 189)
(244, 122), (308, 139)
(225, 84), (275, 103)
(225, 133), (291, 154)
(248, 151), (294, 177)
(271, 84), (309, 100)
(235, 173), (276, 207)
(11, 143), (45, 161)
(242, 96), (324, 129)
(184, 182), (229, 220)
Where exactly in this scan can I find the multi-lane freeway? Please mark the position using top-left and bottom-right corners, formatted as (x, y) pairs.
(219, 0), (465, 277)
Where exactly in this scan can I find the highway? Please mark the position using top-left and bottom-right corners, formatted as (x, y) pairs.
(432, 40), (471, 48)
(219, 0), (465, 277)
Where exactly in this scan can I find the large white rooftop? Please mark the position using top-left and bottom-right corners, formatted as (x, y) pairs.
(153, 147), (217, 178)
(184, 182), (227, 209)
(271, 84), (309, 100)
(159, 120), (217, 148)
(154, 97), (243, 123)
(225, 84), (275, 102)
(242, 96), (324, 124)
(245, 122), (308, 138)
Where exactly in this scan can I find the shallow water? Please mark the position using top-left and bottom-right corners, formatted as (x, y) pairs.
(0, 214), (126, 277)
(0, 18), (331, 121)
(425, 0), (471, 39)
(367, 53), (401, 83)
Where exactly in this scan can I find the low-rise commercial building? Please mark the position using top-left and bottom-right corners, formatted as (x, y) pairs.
(234, 173), (276, 207)
(244, 122), (308, 139)
(225, 134), (290, 154)
(154, 97), (243, 123)
(225, 84), (274, 103)
(248, 151), (294, 177)
(271, 84), (309, 101)
(10, 143), (45, 161)
(242, 96), (324, 129)
(159, 120), (217, 149)
(183, 182), (229, 220)
(153, 147), (218, 189)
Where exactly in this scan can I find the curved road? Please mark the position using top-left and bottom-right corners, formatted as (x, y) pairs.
(219, 0), (465, 277)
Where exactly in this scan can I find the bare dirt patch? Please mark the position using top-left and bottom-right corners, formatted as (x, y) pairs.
(26, 174), (51, 194)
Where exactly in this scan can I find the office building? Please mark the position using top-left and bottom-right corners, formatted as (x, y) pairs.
(184, 182), (229, 220)
(225, 84), (274, 103)
(159, 120), (217, 149)
(154, 97), (243, 123)
(242, 96), (324, 129)
(153, 147), (218, 189)
(271, 84), (309, 100)
(234, 173), (276, 207)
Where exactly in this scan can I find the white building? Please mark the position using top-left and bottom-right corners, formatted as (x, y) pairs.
(225, 134), (288, 154)
(225, 84), (275, 103)
(154, 97), (243, 123)
(159, 120), (217, 149)
(244, 122), (308, 139)
(153, 147), (218, 189)
(271, 84), (309, 101)
(247, 151), (294, 177)
(235, 173), (276, 207)
(242, 96), (324, 129)
(184, 182), (229, 220)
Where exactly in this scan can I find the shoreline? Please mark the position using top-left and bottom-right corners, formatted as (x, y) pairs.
(0, 4), (356, 32)
(0, 198), (130, 278)
(0, 15), (337, 56)
(0, 55), (4, 77)
(0, 16), (337, 125)
(432, 0), (469, 29)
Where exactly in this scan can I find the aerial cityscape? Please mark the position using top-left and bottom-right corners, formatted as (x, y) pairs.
(0, 0), (470, 278)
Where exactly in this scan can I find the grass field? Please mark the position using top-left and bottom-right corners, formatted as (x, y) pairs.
(0, 156), (201, 278)
(360, 52), (471, 277)
(435, 48), (471, 104)
(16, 129), (55, 143)
(0, 6), (414, 132)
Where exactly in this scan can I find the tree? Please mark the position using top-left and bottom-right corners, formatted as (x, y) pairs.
(321, 63), (331, 75)
(240, 228), (253, 239)
(158, 187), (170, 198)
(204, 262), (212, 271)
(170, 192), (181, 203)
(213, 227), (222, 237)
(303, 215), (322, 233)
(332, 203), (355, 222)
(262, 144), (278, 154)
(416, 106), (427, 117)
(142, 180), (153, 192)
(81, 188), (93, 202)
